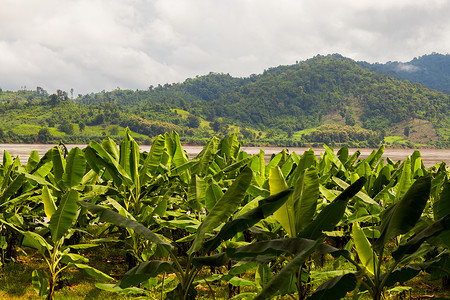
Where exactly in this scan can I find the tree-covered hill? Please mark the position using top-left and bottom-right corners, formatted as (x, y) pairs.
(1, 54), (449, 147)
(204, 55), (449, 132)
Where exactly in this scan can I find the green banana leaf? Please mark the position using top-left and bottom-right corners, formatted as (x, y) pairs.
(269, 167), (292, 235)
(101, 137), (120, 161)
(294, 168), (320, 233)
(218, 133), (240, 164)
(192, 252), (230, 268)
(332, 177), (381, 209)
(394, 157), (412, 201)
(352, 222), (378, 275)
(188, 167), (252, 255)
(299, 177), (366, 240)
(78, 201), (172, 248)
(139, 134), (165, 182)
(22, 231), (53, 254)
(26, 151), (40, 173)
(324, 145), (346, 172)
(119, 260), (173, 288)
(191, 136), (218, 176)
(187, 174), (206, 211)
(374, 175), (431, 253)
(0, 173), (25, 203)
(205, 183), (224, 212)
(202, 188), (293, 252)
(366, 144), (384, 169)
(86, 141), (132, 187)
(254, 238), (323, 300)
(435, 181), (450, 246)
(306, 273), (357, 300)
(62, 147), (85, 189)
(49, 189), (79, 242)
(51, 147), (66, 187)
(392, 214), (450, 261)
(227, 238), (320, 264)
(74, 263), (114, 281)
(42, 186), (57, 219)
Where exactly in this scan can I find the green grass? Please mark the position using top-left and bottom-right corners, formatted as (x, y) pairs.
(384, 135), (407, 144)
(294, 127), (317, 139)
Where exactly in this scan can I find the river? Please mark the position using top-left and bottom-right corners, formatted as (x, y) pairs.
(0, 144), (449, 168)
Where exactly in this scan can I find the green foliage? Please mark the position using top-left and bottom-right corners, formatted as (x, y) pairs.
(37, 128), (51, 143)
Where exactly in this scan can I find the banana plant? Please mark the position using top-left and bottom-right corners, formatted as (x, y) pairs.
(12, 147), (113, 300)
(84, 129), (173, 265)
(0, 151), (43, 266)
(79, 165), (294, 299)
(312, 175), (450, 300)
(250, 175), (366, 299)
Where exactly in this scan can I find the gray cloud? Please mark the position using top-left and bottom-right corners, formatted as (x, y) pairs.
(0, 0), (449, 94)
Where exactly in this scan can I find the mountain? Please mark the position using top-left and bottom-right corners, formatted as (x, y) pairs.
(357, 53), (450, 94)
(1, 54), (449, 148)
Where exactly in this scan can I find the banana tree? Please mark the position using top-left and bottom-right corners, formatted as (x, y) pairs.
(11, 147), (113, 300)
(79, 165), (294, 299)
(84, 129), (174, 265)
(312, 175), (450, 300)
(0, 150), (44, 265)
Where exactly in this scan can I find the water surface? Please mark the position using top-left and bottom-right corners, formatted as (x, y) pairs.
(1, 144), (448, 168)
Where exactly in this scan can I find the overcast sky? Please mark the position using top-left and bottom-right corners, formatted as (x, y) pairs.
(1, 0), (449, 95)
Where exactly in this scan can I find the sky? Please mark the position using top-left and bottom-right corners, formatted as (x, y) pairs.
(1, 0), (449, 95)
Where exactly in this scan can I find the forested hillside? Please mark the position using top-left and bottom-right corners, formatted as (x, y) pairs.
(1, 54), (449, 147)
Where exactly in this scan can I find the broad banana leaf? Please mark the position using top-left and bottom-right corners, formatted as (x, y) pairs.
(392, 214), (450, 261)
(22, 231), (53, 254)
(373, 175), (431, 253)
(49, 189), (79, 242)
(306, 273), (357, 300)
(352, 222), (378, 275)
(42, 185), (57, 219)
(188, 167), (252, 255)
(187, 174), (206, 211)
(26, 151), (40, 173)
(269, 167), (292, 236)
(62, 147), (85, 189)
(51, 147), (66, 186)
(0, 173), (25, 203)
(299, 177), (366, 240)
(394, 157), (412, 201)
(119, 260), (173, 288)
(254, 238), (323, 300)
(74, 263), (114, 281)
(78, 201), (172, 248)
(202, 188), (293, 253)
(139, 134), (165, 182)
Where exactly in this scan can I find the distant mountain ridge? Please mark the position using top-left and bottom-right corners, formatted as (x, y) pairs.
(357, 53), (450, 94)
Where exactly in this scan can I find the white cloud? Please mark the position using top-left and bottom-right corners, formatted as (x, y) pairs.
(0, 0), (449, 94)
(396, 63), (421, 72)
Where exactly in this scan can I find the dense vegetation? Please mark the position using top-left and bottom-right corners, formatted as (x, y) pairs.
(1, 54), (449, 147)
(0, 131), (449, 299)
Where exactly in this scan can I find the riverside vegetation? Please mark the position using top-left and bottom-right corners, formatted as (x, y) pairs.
(0, 130), (449, 299)
(1, 54), (450, 148)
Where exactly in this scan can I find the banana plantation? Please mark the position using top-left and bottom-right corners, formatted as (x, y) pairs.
(0, 129), (449, 299)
